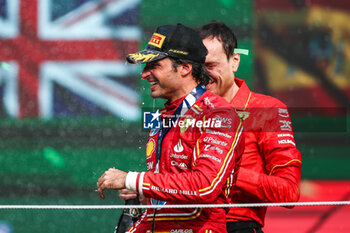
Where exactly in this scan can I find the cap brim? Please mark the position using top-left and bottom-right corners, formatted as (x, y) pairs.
(126, 50), (168, 64)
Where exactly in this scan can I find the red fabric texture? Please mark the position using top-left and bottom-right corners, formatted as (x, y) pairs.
(132, 90), (244, 232)
(226, 78), (302, 226)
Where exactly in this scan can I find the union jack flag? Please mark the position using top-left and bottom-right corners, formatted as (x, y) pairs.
(0, 0), (141, 120)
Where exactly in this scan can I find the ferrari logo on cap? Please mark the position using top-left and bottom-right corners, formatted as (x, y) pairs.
(148, 33), (166, 48)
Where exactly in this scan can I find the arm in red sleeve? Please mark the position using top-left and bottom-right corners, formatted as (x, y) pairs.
(236, 165), (301, 204)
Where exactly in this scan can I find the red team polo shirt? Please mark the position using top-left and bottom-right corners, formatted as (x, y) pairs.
(226, 78), (302, 226)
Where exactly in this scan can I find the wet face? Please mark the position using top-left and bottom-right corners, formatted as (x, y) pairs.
(141, 58), (182, 101)
(203, 37), (237, 99)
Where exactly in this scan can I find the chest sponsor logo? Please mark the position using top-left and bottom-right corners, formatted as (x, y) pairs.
(146, 138), (155, 158)
(235, 110), (250, 121)
(199, 154), (222, 163)
(203, 136), (228, 146)
(147, 161), (154, 171)
(170, 153), (188, 159)
(174, 139), (184, 153)
(180, 117), (194, 133)
(204, 144), (223, 154)
(214, 115), (232, 127)
(206, 129), (232, 139)
(171, 160), (188, 170)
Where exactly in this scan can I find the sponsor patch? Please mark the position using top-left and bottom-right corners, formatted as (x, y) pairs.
(199, 154), (222, 163)
(180, 117), (194, 133)
(214, 115), (232, 125)
(280, 120), (292, 131)
(277, 133), (294, 138)
(204, 97), (215, 108)
(278, 139), (296, 146)
(147, 161), (154, 170)
(169, 49), (189, 55)
(235, 110), (250, 121)
(174, 139), (184, 153)
(179, 190), (197, 196)
(206, 129), (232, 139)
(278, 108), (290, 118)
(146, 139), (155, 158)
(170, 229), (194, 233)
(148, 33), (166, 48)
(171, 160), (188, 170)
(203, 144), (223, 154)
(151, 186), (177, 194)
(149, 128), (160, 136)
(171, 153), (188, 159)
(203, 136), (228, 146)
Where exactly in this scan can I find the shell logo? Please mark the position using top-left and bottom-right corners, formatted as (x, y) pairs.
(146, 139), (155, 158)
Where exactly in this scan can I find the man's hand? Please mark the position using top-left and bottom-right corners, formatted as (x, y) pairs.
(118, 189), (138, 201)
(119, 189), (147, 204)
(97, 168), (127, 199)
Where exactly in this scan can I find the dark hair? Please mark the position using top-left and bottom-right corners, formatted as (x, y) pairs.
(197, 21), (238, 60)
(169, 57), (213, 86)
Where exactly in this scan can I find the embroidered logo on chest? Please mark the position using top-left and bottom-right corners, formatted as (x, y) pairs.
(174, 139), (184, 153)
(146, 139), (155, 158)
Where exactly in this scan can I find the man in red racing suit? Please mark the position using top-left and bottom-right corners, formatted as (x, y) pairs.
(129, 89), (244, 233)
(97, 24), (244, 233)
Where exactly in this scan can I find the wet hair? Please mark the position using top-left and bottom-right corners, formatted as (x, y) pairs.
(197, 21), (238, 60)
(169, 57), (213, 86)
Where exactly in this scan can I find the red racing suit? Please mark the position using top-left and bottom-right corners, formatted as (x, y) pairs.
(126, 90), (244, 233)
(226, 78), (302, 226)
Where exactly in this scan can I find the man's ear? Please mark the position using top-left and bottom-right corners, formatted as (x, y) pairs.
(179, 63), (192, 77)
(231, 53), (240, 72)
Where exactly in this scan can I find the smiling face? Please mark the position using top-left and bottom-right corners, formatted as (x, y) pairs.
(141, 58), (183, 102)
(203, 37), (240, 102)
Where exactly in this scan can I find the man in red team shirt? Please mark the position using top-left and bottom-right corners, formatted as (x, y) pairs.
(97, 24), (244, 233)
(198, 21), (302, 233)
